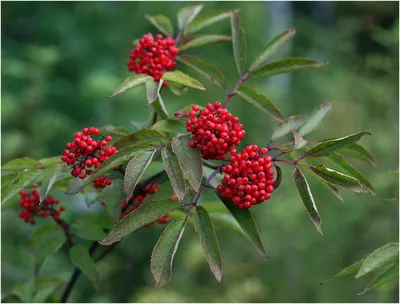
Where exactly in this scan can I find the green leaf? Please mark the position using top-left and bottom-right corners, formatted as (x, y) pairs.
(69, 244), (99, 284)
(162, 70), (205, 90)
(2, 157), (38, 171)
(171, 135), (202, 192)
(72, 213), (114, 230)
(305, 167), (344, 203)
(237, 86), (286, 122)
(338, 143), (377, 166)
(111, 74), (152, 97)
(359, 262), (399, 294)
(356, 243), (399, 278)
(209, 213), (248, 240)
(311, 164), (371, 194)
(145, 15), (174, 37)
(98, 179), (125, 222)
(230, 10), (246, 75)
(193, 206), (223, 282)
(305, 132), (371, 158)
(38, 157), (63, 167)
(152, 119), (187, 135)
(291, 130), (307, 150)
(185, 9), (238, 35)
(71, 224), (107, 241)
(161, 146), (186, 201)
(292, 167), (323, 234)
(251, 57), (326, 78)
(177, 54), (225, 88)
(297, 102), (332, 137)
(274, 165), (283, 190)
(151, 94), (169, 119)
(33, 277), (66, 303)
(2, 170), (44, 206)
(323, 257), (366, 284)
(168, 82), (189, 95)
(177, 4), (203, 31)
(99, 125), (130, 137)
(145, 79), (162, 104)
(39, 166), (63, 203)
(9, 283), (34, 303)
(114, 129), (167, 150)
(179, 35), (231, 51)
(214, 190), (268, 257)
(151, 219), (186, 288)
(29, 224), (66, 263)
(250, 28), (296, 71)
(66, 146), (150, 195)
(271, 115), (308, 141)
(124, 149), (156, 198)
(100, 198), (182, 245)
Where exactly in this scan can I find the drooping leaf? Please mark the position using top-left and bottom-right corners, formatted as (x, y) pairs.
(271, 115), (308, 141)
(151, 94), (169, 120)
(124, 149), (156, 198)
(69, 244), (99, 284)
(292, 167), (323, 234)
(145, 15), (174, 37)
(66, 146), (151, 195)
(179, 35), (231, 51)
(161, 146), (186, 201)
(177, 4), (204, 31)
(305, 167), (344, 203)
(177, 54), (225, 88)
(185, 9), (238, 34)
(152, 119), (187, 135)
(97, 179), (125, 222)
(145, 79), (162, 104)
(193, 206), (223, 282)
(356, 243), (399, 278)
(171, 135), (202, 192)
(359, 262), (399, 295)
(2, 157), (39, 171)
(151, 219), (186, 288)
(337, 143), (377, 166)
(305, 132), (371, 158)
(251, 57), (326, 78)
(236, 86), (286, 122)
(274, 165), (283, 190)
(162, 70), (205, 90)
(230, 11), (246, 75)
(29, 224), (66, 263)
(250, 28), (296, 71)
(111, 74), (152, 97)
(311, 165), (371, 194)
(323, 257), (366, 284)
(39, 166), (63, 203)
(100, 198), (182, 245)
(297, 102), (332, 137)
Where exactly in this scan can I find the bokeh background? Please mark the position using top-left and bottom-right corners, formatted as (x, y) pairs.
(1, 1), (399, 303)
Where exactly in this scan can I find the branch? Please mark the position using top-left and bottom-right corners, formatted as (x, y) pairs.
(221, 69), (251, 108)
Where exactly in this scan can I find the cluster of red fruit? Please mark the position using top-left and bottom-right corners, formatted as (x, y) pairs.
(61, 127), (118, 189)
(217, 145), (275, 209)
(120, 184), (168, 224)
(127, 33), (179, 86)
(18, 189), (65, 224)
(186, 102), (246, 160)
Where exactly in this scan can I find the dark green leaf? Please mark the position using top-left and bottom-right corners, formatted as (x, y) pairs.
(40, 166), (63, 203)
(323, 258), (366, 284)
(145, 79), (162, 104)
(177, 4), (203, 31)
(311, 164), (371, 194)
(251, 57), (326, 78)
(271, 115), (308, 141)
(72, 213), (114, 230)
(100, 198), (182, 245)
(305, 132), (371, 158)
(274, 165), (283, 190)
(2, 157), (38, 171)
(297, 102), (332, 136)
(171, 135), (202, 192)
(359, 262), (399, 294)
(152, 119), (187, 134)
(29, 224), (66, 263)
(162, 70), (205, 90)
(33, 277), (66, 303)
(151, 219), (186, 288)
(111, 74), (152, 97)
(161, 146), (186, 201)
(250, 28), (296, 71)
(209, 213), (248, 240)
(193, 206), (223, 282)
(185, 9), (238, 34)
(237, 86), (286, 122)
(98, 179), (125, 222)
(124, 149), (156, 198)
(71, 224), (107, 241)
(292, 167), (323, 234)
(145, 15), (174, 37)
(306, 167), (344, 203)
(10, 283), (33, 303)
(69, 244), (99, 284)
(179, 35), (231, 51)
(114, 129), (167, 150)
(338, 143), (377, 166)
(230, 11), (246, 75)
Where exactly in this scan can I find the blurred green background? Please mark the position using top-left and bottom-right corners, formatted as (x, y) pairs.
(1, 1), (399, 303)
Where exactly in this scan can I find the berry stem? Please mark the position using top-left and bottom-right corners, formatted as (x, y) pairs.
(273, 158), (310, 169)
(221, 70), (251, 108)
(202, 159), (221, 170)
(268, 141), (295, 151)
(56, 219), (74, 248)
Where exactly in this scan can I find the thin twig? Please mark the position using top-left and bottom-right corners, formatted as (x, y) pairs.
(221, 70), (251, 108)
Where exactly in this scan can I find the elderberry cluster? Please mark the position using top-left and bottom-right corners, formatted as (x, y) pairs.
(186, 102), (246, 160)
(18, 189), (65, 225)
(127, 33), (179, 86)
(61, 127), (118, 189)
(217, 145), (275, 209)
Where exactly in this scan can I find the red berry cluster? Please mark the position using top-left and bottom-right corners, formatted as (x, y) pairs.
(127, 33), (178, 86)
(186, 102), (246, 160)
(217, 145), (275, 209)
(61, 127), (118, 189)
(18, 189), (65, 224)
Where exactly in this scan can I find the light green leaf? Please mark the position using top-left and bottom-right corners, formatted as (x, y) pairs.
(152, 94), (169, 120)
(185, 9), (238, 35)
(250, 28), (296, 71)
(359, 262), (399, 294)
(230, 10), (246, 75)
(291, 130), (307, 150)
(177, 4), (203, 31)
(338, 143), (377, 166)
(292, 167), (323, 234)
(33, 277), (66, 303)
(162, 70), (205, 90)
(2, 157), (39, 171)
(29, 224), (66, 263)
(171, 135), (202, 192)
(98, 179), (125, 222)
(179, 35), (231, 51)
(69, 244), (99, 284)
(161, 146), (186, 201)
(100, 198), (182, 245)
(168, 82), (189, 95)
(114, 129), (167, 150)
(271, 115), (308, 141)
(297, 102), (332, 137)
(40, 166), (63, 203)
(111, 74), (152, 97)
(151, 219), (186, 288)
(145, 79), (162, 104)
(237, 86), (286, 122)
(323, 258), (366, 284)
(145, 15), (174, 37)
(193, 206), (223, 282)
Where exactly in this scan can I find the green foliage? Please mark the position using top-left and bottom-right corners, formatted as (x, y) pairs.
(161, 145), (186, 201)
(230, 11), (247, 75)
(69, 244), (100, 285)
